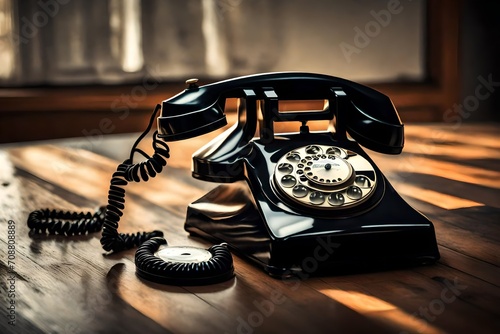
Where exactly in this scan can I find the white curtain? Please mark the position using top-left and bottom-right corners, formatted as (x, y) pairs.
(0, 0), (425, 87)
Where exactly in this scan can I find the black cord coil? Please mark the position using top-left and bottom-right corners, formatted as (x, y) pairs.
(27, 207), (106, 235)
(100, 130), (169, 252)
(28, 104), (168, 253)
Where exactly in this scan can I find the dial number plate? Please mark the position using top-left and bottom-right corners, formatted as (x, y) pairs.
(273, 145), (377, 210)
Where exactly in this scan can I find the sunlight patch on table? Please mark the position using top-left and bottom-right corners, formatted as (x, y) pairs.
(396, 183), (485, 210)
(319, 289), (444, 334)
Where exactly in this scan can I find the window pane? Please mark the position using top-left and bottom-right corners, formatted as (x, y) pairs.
(0, 0), (425, 86)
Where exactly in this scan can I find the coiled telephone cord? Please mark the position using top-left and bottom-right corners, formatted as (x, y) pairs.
(27, 104), (168, 253)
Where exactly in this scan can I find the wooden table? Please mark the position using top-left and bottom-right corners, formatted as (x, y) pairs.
(1, 124), (499, 334)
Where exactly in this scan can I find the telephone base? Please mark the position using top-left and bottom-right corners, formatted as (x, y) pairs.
(185, 181), (440, 277)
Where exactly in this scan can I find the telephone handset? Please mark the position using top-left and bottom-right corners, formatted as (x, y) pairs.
(28, 72), (439, 283)
(158, 72), (401, 213)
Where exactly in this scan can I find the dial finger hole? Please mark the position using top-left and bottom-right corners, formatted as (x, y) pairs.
(347, 186), (363, 200)
(286, 153), (301, 162)
(277, 163), (293, 174)
(309, 191), (325, 205)
(326, 147), (342, 156)
(305, 145), (322, 154)
(355, 175), (372, 188)
(292, 185), (309, 198)
(328, 192), (345, 206)
(281, 175), (297, 188)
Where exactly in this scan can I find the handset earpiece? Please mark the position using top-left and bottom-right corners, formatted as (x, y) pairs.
(157, 79), (228, 141)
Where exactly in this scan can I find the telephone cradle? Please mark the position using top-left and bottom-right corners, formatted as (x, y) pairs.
(157, 72), (440, 277)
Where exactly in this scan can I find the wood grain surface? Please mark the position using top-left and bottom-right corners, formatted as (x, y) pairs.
(0, 124), (499, 334)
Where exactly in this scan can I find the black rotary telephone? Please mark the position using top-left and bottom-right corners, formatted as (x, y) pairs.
(28, 72), (440, 284)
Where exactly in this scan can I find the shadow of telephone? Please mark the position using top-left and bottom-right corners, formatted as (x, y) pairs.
(28, 72), (440, 285)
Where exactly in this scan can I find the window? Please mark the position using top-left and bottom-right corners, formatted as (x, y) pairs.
(1, 0), (426, 86)
(0, 0), (459, 143)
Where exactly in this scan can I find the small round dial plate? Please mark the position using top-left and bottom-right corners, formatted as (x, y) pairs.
(155, 246), (213, 263)
(273, 145), (377, 210)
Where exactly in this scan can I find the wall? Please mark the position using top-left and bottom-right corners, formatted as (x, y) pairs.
(460, 0), (500, 122)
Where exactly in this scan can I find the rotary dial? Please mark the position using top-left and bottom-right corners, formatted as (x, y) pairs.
(273, 145), (377, 210)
